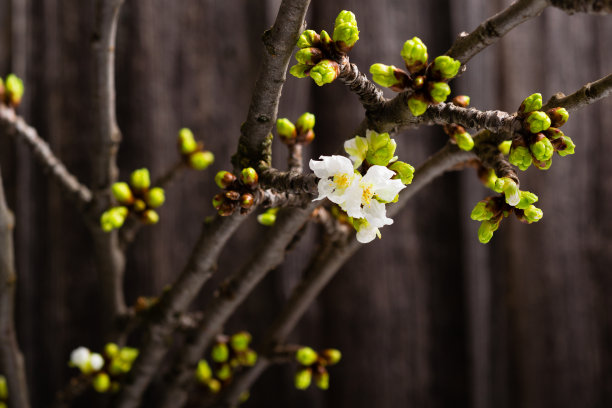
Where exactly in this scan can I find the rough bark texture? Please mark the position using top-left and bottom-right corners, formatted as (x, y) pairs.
(0, 0), (611, 407)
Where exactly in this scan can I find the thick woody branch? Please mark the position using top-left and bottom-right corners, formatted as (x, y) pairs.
(234, 0), (311, 167)
(338, 62), (388, 111)
(542, 73), (612, 111)
(0, 166), (31, 408)
(446, 0), (549, 64)
(259, 168), (318, 195)
(260, 188), (311, 208)
(550, 0), (612, 14)
(0, 106), (92, 208)
(157, 203), (319, 408)
(474, 134), (519, 184)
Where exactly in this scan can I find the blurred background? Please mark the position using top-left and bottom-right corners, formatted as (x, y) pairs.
(0, 0), (611, 407)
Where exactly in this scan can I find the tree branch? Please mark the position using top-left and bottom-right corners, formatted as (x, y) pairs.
(0, 166), (31, 408)
(0, 106), (92, 208)
(445, 0), (549, 64)
(549, 0), (612, 14)
(542, 72), (612, 111)
(259, 168), (317, 195)
(337, 61), (388, 111)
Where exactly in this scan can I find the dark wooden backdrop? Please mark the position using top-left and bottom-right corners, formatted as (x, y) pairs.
(0, 0), (611, 407)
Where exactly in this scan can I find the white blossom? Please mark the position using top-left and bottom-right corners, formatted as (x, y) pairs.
(70, 347), (91, 370)
(90, 353), (105, 371)
(309, 155), (361, 207)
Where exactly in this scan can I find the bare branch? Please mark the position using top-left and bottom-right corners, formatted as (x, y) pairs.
(542, 72), (612, 111)
(287, 144), (304, 172)
(446, 0), (549, 64)
(337, 62), (388, 110)
(0, 166), (31, 408)
(0, 106), (92, 208)
(259, 168), (317, 195)
(550, 0), (612, 14)
(260, 188), (311, 208)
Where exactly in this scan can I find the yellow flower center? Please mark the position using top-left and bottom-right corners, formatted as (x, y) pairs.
(361, 183), (374, 206)
(333, 173), (351, 189)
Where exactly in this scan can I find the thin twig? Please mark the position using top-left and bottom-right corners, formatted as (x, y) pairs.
(542, 72), (612, 112)
(0, 166), (31, 408)
(287, 144), (303, 172)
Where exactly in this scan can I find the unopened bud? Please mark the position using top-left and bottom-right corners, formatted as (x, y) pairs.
(225, 190), (240, 201)
(408, 96), (428, 117)
(105, 343), (119, 358)
(5, 74), (24, 107)
(240, 193), (255, 209)
(319, 30), (332, 46)
(244, 350), (257, 366)
(100, 207), (128, 232)
(295, 47), (323, 65)
(295, 368), (312, 390)
(208, 379), (222, 393)
(495, 177), (520, 206)
(519, 93), (542, 114)
(547, 107), (569, 127)
(146, 187), (165, 208)
(93, 373), (111, 393)
(190, 151), (214, 170)
(130, 168), (151, 190)
(215, 171), (236, 189)
(211, 343), (229, 363)
(289, 64), (310, 78)
(277, 118), (297, 141)
(533, 158), (552, 170)
(296, 112), (316, 134)
(314, 368), (330, 390)
(133, 199), (146, 212)
(530, 135), (554, 161)
(470, 200), (494, 221)
(556, 135), (575, 157)
(296, 347), (318, 366)
(432, 56), (460, 79)
(0, 375), (6, 400)
(212, 193), (225, 210)
(196, 360), (212, 383)
(309, 60), (339, 86)
(369, 64), (402, 88)
(400, 37), (428, 72)
(524, 111), (551, 133)
(365, 130), (397, 166)
(230, 331), (252, 352)
(240, 167), (259, 186)
(454, 131), (474, 151)
(178, 128), (198, 154)
(429, 82), (451, 103)
(452, 95), (470, 107)
(516, 190), (538, 210)
(216, 364), (232, 381)
(257, 211), (276, 226)
(333, 11), (359, 49)
(320, 349), (342, 365)
(498, 140), (512, 155)
(509, 145), (533, 171)
(523, 205), (543, 223)
(142, 209), (159, 225)
(297, 30), (320, 48)
(112, 182), (133, 204)
(478, 219), (500, 244)
(388, 161), (415, 184)
(413, 75), (426, 89)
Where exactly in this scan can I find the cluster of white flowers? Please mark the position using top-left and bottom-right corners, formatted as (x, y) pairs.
(69, 346), (104, 374)
(309, 131), (409, 243)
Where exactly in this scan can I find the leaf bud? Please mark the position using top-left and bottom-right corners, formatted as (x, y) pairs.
(432, 56), (461, 79)
(518, 93), (542, 114)
(478, 219), (500, 244)
(93, 373), (111, 393)
(295, 47), (323, 65)
(297, 30), (320, 48)
(196, 360), (212, 383)
(369, 64), (402, 88)
(400, 37), (428, 72)
(294, 368), (312, 390)
(524, 111), (551, 133)
(5, 74), (24, 107)
(470, 200), (495, 221)
(509, 145), (533, 171)
(523, 205), (543, 223)
(276, 118), (297, 142)
(211, 342), (229, 363)
(454, 131), (474, 151)
(429, 82), (451, 103)
(516, 190), (538, 210)
(178, 128), (198, 154)
(498, 140), (512, 155)
(314, 368), (330, 390)
(408, 96), (428, 117)
(289, 64), (310, 78)
(388, 161), (415, 184)
(190, 151), (215, 170)
(309, 60), (339, 86)
(296, 347), (318, 366)
(452, 95), (470, 107)
(547, 107), (569, 127)
(320, 349), (342, 365)
(296, 112), (316, 134)
(130, 168), (151, 190)
(240, 167), (259, 187)
(215, 171), (236, 189)
(142, 209), (159, 225)
(530, 134), (554, 161)
(333, 11), (359, 49)
(112, 182), (133, 204)
(146, 187), (165, 208)
(230, 331), (252, 352)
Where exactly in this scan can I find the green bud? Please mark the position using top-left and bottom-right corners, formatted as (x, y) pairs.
(211, 343), (229, 363)
(533, 158), (552, 170)
(244, 350), (257, 366)
(369, 64), (401, 88)
(309, 60), (339, 86)
(478, 219), (500, 244)
(289, 64), (310, 78)
(495, 177), (520, 206)
(366, 131), (397, 166)
(388, 161), (415, 184)
(335, 10), (358, 26)
(320, 349), (342, 365)
(432, 56), (460, 79)
(257, 212), (276, 226)
(296, 347), (318, 366)
(118, 347), (139, 364)
(0, 403), (6, 408)
(190, 151), (215, 170)
(294, 368), (312, 390)
(295, 47), (323, 65)
(470, 201), (494, 221)
(93, 373), (111, 393)
(400, 37), (428, 69)
(240, 193), (255, 209)
(519, 93), (542, 114)
(498, 140), (512, 155)
(295, 113), (315, 135)
(133, 199), (146, 212)
(408, 97), (428, 117)
(483, 168), (498, 191)
(100, 206), (128, 232)
(516, 191), (538, 210)
(333, 22), (359, 48)
(530, 136), (554, 161)
(297, 30), (320, 48)
(130, 168), (151, 190)
(111, 182), (133, 204)
(319, 30), (332, 46)
(276, 118), (296, 141)
(212, 194), (225, 210)
(146, 187), (165, 208)
(523, 205), (543, 223)
(557, 135), (575, 157)
(547, 107), (569, 127)
(196, 360), (212, 383)
(452, 95), (470, 107)
(208, 379), (222, 393)
(524, 111), (551, 133)
(178, 128), (198, 154)
(5, 74), (24, 106)
(314, 369), (330, 390)
(215, 171), (236, 189)
(142, 209), (159, 225)
(230, 331), (252, 352)
(216, 364), (232, 381)
(509, 145), (533, 171)
(429, 82), (451, 103)
(455, 131), (474, 151)
(240, 167), (259, 186)
(0, 375), (7, 400)
(105, 343), (120, 358)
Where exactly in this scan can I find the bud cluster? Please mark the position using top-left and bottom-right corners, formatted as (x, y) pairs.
(0, 74), (25, 108)
(177, 128), (215, 170)
(195, 332), (258, 395)
(369, 37), (462, 116)
(213, 167), (259, 216)
(508, 93), (574, 171)
(0, 375), (7, 408)
(470, 189), (543, 244)
(100, 168), (166, 232)
(68, 344), (139, 393)
(276, 112), (316, 145)
(290, 10), (359, 86)
(294, 346), (342, 391)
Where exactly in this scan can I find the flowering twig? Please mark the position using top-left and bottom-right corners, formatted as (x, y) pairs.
(0, 106), (92, 208)
(156, 202), (319, 408)
(0, 166), (31, 408)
